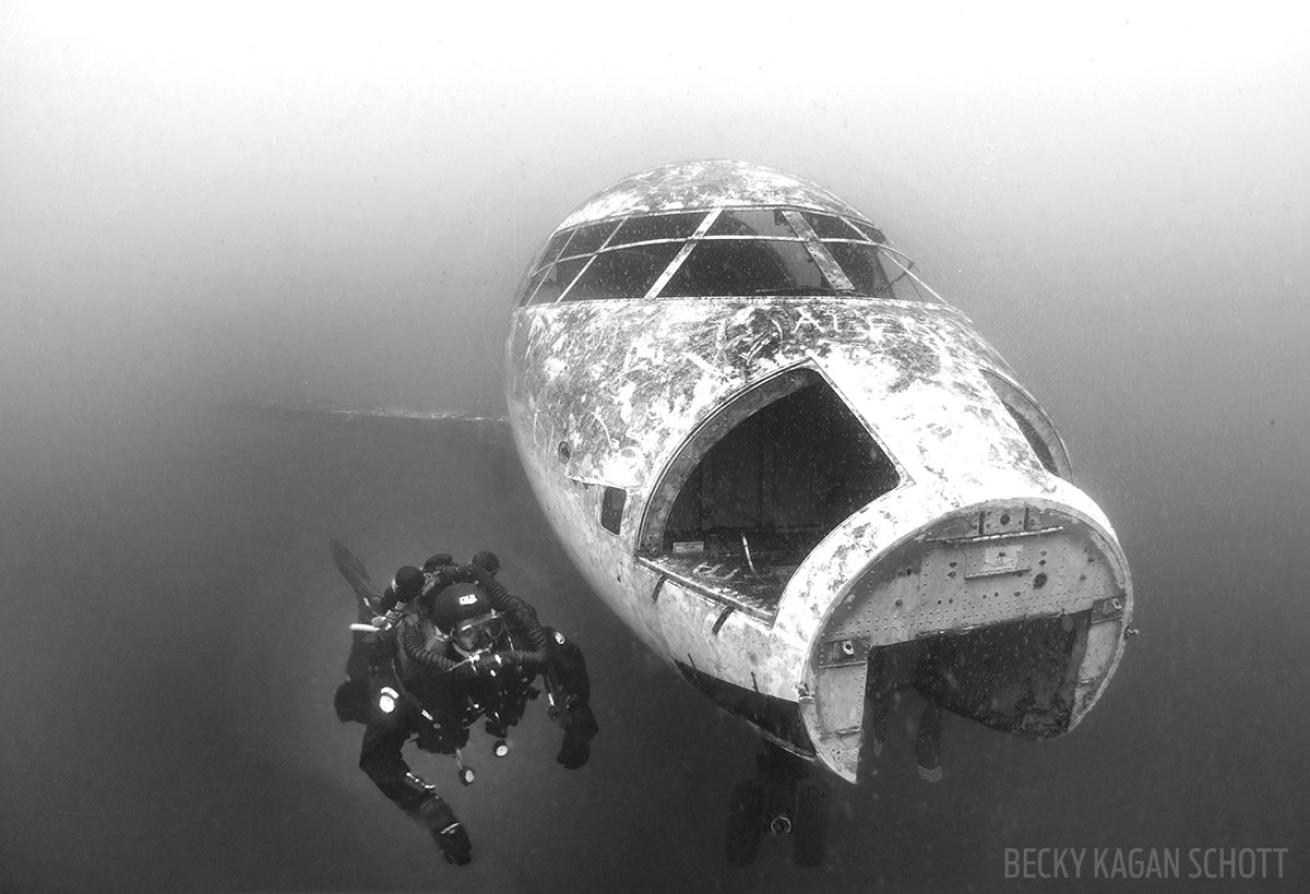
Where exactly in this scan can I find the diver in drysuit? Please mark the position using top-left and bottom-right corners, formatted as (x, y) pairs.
(332, 551), (498, 721)
(341, 560), (597, 866)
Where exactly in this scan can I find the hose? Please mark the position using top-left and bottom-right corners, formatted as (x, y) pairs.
(404, 564), (550, 671)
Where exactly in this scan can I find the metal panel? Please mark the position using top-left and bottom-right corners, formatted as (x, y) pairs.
(980, 504), (1028, 537)
(816, 635), (871, 668)
(815, 662), (867, 735)
(834, 520), (1120, 642)
(964, 541), (1031, 578)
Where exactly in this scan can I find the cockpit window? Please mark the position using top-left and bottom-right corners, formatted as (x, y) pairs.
(611, 212), (704, 245)
(850, 220), (887, 244)
(824, 242), (893, 298)
(516, 207), (938, 305)
(706, 209), (797, 239)
(982, 370), (1073, 480)
(560, 220), (618, 258)
(526, 256), (588, 305)
(563, 243), (683, 302)
(802, 212), (864, 241)
(522, 265), (551, 302)
(876, 248), (934, 302)
(540, 230), (573, 265)
(660, 239), (832, 297)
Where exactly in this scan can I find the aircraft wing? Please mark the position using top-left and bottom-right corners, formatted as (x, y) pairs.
(246, 400), (508, 428)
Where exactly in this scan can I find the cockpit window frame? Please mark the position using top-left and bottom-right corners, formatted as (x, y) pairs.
(516, 206), (943, 307)
(982, 369), (1074, 480)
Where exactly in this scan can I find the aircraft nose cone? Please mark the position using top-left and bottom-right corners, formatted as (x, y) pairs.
(799, 500), (1132, 783)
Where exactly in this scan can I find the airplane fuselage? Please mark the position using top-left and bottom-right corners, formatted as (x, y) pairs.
(505, 161), (1132, 782)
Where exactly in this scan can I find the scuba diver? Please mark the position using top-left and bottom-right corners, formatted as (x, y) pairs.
(332, 549), (500, 722)
(331, 546), (597, 867)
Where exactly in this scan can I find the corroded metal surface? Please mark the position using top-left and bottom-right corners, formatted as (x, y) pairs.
(505, 293), (1081, 700)
(510, 297), (1037, 498)
(503, 160), (1132, 779)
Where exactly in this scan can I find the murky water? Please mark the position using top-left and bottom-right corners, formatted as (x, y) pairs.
(1, 390), (1305, 892)
(4, 6), (1308, 891)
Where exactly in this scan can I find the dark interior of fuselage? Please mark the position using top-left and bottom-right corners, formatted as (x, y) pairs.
(658, 381), (899, 610)
(864, 611), (1091, 742)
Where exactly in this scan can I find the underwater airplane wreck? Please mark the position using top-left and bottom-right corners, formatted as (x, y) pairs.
(502, 160), (1133, 863)
(293, 159), (1133, 865)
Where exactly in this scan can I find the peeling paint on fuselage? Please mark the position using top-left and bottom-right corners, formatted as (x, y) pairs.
(506, 294), (1068, 697)
(512, 297), (1037, 492)
(503, 161), (1131, 778)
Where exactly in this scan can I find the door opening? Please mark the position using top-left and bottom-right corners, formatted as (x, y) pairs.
(640, 369), (899, 616)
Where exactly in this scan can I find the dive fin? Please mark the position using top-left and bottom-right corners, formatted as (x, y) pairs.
(330, 538), (381, 613)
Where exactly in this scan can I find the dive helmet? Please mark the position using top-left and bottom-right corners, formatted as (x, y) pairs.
(471, 550), (500, 576)
(391, 566), (425, 601)
(422, 553), (454, 573)
(430, 582), (505, 652)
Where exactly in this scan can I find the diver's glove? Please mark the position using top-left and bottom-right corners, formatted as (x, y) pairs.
(437, 823), (472, 866)
(417, 796), (472, 866)
(558, 730), (591, 769)
(369, 608), (406, 632)
(554, 700), (598, 769)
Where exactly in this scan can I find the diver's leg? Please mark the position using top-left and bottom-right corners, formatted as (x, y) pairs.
(865, 649), (890, 760)
(359, 711), (472, 865)
(915, 701), (943, 783)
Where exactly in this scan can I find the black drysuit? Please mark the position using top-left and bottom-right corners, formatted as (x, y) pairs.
(344, 566), (598, 861)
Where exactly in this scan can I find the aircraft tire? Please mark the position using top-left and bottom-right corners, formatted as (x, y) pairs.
(725, 780), (766, 866)
(791, 778), (828, 867)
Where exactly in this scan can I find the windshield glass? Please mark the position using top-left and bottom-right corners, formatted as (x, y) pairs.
(564, 243), (683, 301)
(517, 208), (938, 304)
(659, 239), (835, 297)
(610, 212), (704, 245)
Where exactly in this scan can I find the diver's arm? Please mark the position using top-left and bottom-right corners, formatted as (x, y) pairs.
(493, 647), (549, 669)
(545, 628), (591, 703)
(543, 627), (598, 768)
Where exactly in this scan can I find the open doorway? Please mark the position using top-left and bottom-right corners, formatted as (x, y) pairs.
(639, 369), (900, 616)
(864, 611), (1091, 748)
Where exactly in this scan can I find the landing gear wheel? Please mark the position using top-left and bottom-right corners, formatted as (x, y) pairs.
(725, 780), (766, 866)
(791, 778), (829, 867)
